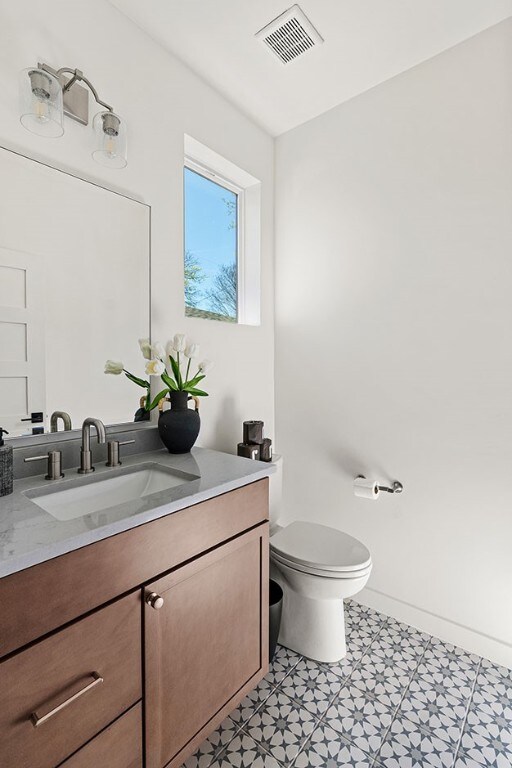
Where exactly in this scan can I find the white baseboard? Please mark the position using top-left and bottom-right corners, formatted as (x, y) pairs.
(357, 587), (512, 670)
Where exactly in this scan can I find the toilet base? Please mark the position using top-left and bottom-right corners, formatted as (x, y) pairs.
(273, 574), (347, 663)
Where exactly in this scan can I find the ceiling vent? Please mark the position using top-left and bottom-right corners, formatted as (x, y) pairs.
(256, 5), (324, 65)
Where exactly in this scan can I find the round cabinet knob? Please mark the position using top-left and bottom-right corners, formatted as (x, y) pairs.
(146, 592), (164, 610)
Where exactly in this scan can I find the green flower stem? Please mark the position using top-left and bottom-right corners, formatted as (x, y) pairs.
(193, 370), (200, 385)
(177, 352), (183, 389)
(123, 369), (150, 389)
(185, 358), (191, 386)
(146, 387), (171, 411)
(161, 371), (178, 391)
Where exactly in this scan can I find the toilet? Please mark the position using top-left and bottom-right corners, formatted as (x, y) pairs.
(269, 457), (372, 663)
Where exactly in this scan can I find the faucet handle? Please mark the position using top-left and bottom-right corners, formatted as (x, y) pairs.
(25, 450), (64, 480)
(106, 439), (135, 468)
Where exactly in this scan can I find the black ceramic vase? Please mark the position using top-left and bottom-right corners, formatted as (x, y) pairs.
(134, 396), (151, 423)
(158, 390), (200, 453)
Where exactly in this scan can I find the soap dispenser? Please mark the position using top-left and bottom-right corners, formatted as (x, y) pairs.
(0, 428), (13, 496)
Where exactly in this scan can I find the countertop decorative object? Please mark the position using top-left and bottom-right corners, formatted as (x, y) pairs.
(0, 447), (274, 578)
(158, 390), (201, 453)
(238, 420), (273, 462)
(0, 428), (13, 497)
(105, 333), (213, 451)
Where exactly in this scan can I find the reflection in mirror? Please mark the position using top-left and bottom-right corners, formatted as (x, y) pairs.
(0, 147), (150, 439)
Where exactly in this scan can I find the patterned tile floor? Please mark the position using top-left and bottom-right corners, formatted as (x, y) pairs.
(181, 600), (512, 768)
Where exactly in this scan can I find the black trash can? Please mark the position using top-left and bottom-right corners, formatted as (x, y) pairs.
(269, 579), (283, 663)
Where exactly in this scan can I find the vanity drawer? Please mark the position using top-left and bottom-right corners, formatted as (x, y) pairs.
(0, 591), (141, 768)
(60, 702), (142, 768)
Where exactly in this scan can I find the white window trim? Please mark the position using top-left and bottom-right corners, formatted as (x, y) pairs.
(184, 135), (261, 326)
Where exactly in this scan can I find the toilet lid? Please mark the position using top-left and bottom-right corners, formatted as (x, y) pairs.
(270, 522), (371, 573)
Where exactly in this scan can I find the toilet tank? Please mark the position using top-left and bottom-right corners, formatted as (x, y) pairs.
(268, 454), (283, 534)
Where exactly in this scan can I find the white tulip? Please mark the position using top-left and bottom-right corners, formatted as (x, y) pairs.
(185, 343), (199, 359)
(138, 338), (152, 360)
(166, 340), (176, 360)
(104, 360), (124, 375)
(145, 359), (165, 376)
(151, 341), (165, 360)
(198, 359), (213, 373)
(172, 333), (186, 353)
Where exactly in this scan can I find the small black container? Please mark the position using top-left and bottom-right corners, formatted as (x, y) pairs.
(237, 442), (260, 460)
(260, 438), (272, 462)
(243, 420), (264, 444)
(269, 579), (283, 663)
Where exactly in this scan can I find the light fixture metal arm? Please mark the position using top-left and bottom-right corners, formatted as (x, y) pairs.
(56, 67), (114, 112)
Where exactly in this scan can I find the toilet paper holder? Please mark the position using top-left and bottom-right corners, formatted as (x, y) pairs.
(357, 475), (404, 494)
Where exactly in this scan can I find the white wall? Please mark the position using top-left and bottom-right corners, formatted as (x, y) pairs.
(275, 20), (512, 665)
(0, 0), (274, 451)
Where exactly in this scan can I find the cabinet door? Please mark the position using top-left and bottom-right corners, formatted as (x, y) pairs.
(145, 524), (268, 768)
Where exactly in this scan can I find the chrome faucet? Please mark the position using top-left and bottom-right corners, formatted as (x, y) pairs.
(50, 410), (72, 432)
(78, 417), (106, 474)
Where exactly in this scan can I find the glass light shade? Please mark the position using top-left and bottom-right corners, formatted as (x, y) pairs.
(92, 111), (127, 169)
(19, 68), (64, 138)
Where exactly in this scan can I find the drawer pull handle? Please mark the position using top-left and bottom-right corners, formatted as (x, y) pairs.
(31, 672), (103, 727)
(146, 592), (164, 610)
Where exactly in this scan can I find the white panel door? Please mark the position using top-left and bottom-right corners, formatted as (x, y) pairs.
(0, 248), (45, 436)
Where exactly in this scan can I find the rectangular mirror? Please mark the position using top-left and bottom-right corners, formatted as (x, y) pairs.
(0, 146), (150, 439)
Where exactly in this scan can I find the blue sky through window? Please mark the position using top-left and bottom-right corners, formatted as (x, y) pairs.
(184, 167), (238, 320)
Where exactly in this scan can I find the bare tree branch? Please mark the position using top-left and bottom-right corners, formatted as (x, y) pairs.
(204, 262), (237, 319)
(184, 249), (205, 307)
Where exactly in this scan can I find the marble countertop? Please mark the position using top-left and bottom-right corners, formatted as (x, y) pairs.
(0, 448), (275, 579)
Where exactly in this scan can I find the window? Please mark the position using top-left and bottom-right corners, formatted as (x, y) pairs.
(183, 135), (262, 326)
(184, 162), (241, 322)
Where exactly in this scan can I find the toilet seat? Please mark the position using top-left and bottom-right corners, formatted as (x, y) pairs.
(270, 521), (372, 576)
(271, 550), (372, 579)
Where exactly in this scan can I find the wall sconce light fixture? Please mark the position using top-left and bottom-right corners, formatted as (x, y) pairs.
(19, 63), (127, 169)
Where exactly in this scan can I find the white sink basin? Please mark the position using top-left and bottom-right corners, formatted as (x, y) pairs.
(27, 463), (198, 521)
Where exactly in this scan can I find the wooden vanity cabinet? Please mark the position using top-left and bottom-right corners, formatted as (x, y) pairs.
(0, 478), (269, 768)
